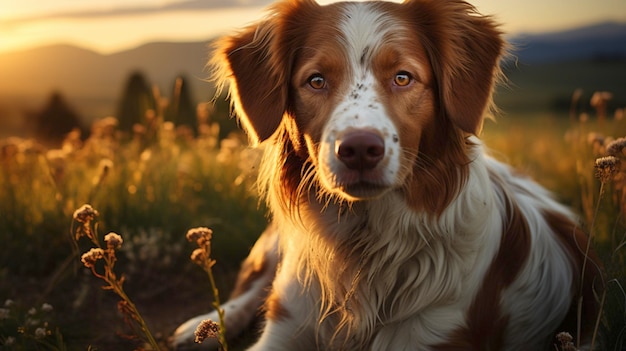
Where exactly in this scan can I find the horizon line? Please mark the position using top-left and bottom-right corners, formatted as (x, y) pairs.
(2, 19), (624, 57)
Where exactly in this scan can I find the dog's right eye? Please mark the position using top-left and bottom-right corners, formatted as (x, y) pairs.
(393, 71), (413, 87)
(308, 74), (326, 90)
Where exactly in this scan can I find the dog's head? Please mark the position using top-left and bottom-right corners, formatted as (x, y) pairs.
(212, 0), (503, 213)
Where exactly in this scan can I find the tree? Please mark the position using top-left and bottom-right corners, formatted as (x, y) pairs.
(30, 91), (83, 147)
(116, 71), (156, 133)
(165, 75), (197, 135)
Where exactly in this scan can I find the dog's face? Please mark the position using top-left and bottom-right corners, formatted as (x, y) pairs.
(289, 2), (436, 200)
(212, 0), (503, 208)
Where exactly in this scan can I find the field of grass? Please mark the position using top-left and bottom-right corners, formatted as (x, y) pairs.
(1, 88), (625, 350)
(498, 61), (626, 115)
(0, 111), (268, 349)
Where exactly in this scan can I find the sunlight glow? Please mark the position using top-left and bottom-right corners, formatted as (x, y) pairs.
(0, 7), (265, 54)
(0, 0), (624, 54)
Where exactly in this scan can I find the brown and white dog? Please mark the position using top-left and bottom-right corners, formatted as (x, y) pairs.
(172, 0), (602, 350)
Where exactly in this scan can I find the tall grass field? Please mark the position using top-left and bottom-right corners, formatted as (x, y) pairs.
(1, 70), (625, 349)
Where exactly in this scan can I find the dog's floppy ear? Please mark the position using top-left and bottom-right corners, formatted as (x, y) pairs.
(210, 21), (287, 144)
(410, 0), (504, 135)
(210, 0), (314, 144)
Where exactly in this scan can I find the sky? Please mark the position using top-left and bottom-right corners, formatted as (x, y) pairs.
(1, 0), (625, 55)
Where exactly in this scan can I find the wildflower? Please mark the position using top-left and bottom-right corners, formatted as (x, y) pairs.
(186, 227), (213, 246)
(41, 303), (53, 312)
(34, 327), (47, 339)
(586, 132), (604, 145)
(194, 319), (220, 344)
(0, 308), (9, 320)
(4, 336), (15, 345)
(190, 248), (207, 265)
(556, 331), (571, 342)
(26, 318), (40, 326)
(217, 138), (241, 163)
(73, 204), (99, 224)
(93, 158), (114, 186)
(139, 149), (152, 164)
(28, 307), (37, 315)
(46, 149), (68, 184)
(99, 158), (113, 171)
(590, 91), (613, 121)
(555, 331), (577, 351)
(594, 156), (620, 182)
(46, 148), (67, 161)
(4, 299), (14, 307)
(104, 232), (124, 250)
(133, 123), (147, 135)
(186, 226), (226, 349)
(81, 248), (105, 268)
(98, 116), (119, 129)
(163, 121), (175, 133)
(579, 112), (589, 123)
(606, 137), (626, 158)
(117, 300), (135, 320)
(62, 128), (82, 153)
(73, 204), (100, 241)
(587, 132), (606, 156)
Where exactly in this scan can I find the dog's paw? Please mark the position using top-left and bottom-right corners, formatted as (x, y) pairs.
(169, 312), (222, 351)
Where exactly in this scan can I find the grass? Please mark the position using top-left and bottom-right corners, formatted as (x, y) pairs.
(0, 108), (267, 349)
(0, 89), (625, 350)
(497, 60), (626, 115)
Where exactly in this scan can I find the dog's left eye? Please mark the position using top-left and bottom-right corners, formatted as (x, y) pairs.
(393, 71), (412, 87)
(308, 74), (326, 90)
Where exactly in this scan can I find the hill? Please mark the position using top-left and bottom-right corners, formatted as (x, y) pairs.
(0, 41), (213, 125)
(509, 22), (626, 63)
(0, 21), (625, 137)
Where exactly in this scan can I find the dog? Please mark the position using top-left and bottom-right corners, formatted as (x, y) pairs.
(171, 0), (602, 349)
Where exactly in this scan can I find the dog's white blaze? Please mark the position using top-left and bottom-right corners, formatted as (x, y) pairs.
(339, 2), (393, 67)
(318, 3), (402, 189)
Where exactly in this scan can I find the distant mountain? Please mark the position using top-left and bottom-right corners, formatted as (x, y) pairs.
(0, 41), (213, 122)
(0, 21), (625, 126)
(509, 22), (626, 63)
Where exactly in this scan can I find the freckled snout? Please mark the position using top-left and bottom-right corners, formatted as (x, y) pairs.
(335, 131), (385, 171)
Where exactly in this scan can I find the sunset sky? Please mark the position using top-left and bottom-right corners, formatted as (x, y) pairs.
(1, 0), (625, 54)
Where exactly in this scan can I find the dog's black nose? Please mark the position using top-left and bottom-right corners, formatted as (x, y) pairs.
(336, 131), (385, 170)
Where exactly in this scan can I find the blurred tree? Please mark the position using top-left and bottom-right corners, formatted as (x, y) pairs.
(212, 92), (241, 140)
(165, 75), (197, 135)
(116, 71), (156, 133)
(29, 91), (84, 147)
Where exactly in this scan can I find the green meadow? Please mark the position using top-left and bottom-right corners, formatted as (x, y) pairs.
(1, 60), (625, 350)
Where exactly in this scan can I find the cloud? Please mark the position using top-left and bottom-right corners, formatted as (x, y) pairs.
(1, 0), (274, 28)
(158, 0), (274, 12)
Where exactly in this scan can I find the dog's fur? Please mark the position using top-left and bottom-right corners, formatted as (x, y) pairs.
(171, 0), (602, 350)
